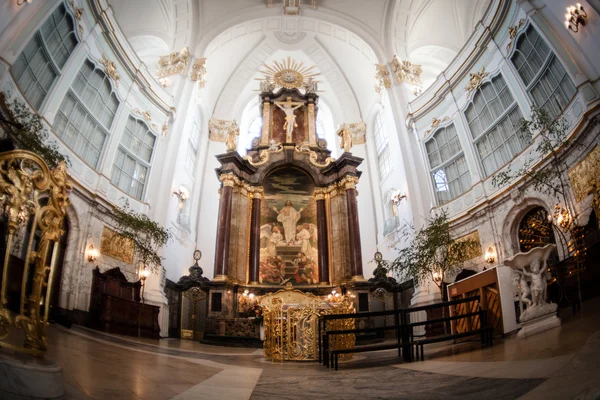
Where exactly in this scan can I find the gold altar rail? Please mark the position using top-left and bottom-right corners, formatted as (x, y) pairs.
(260, 286), (355, 361)
(0, 150), (71, 356)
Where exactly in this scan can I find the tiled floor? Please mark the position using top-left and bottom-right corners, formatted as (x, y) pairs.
(14, 297), (600, 399)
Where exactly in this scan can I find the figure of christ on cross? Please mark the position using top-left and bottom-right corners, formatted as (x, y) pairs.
(274, 97), (304, 142)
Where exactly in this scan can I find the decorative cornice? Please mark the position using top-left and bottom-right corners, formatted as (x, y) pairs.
(100, 54), (120, 87)
(375, 64), (391, 94)
(190, 57), (207, 87)
(391, 56), (423, 86)
(157, 47), (190, 78)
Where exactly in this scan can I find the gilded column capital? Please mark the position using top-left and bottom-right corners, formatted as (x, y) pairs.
(313, 187), (327, 201)
(219, 173), (239, 188)
(341, 175), (359, 190)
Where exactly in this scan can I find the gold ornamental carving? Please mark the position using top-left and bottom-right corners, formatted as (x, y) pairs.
(424, 116), (450, 137)
(375, 64), (391, 94)
(219, 173), (240, 188)
(157, 47), (190, 78)
(465, 66), (489, 94)
(259, 288), (355, 361)
(569, 145), (600, 203)
(243, 140), (283, 166)
(190, 57), (207, 87)
(68, 0), (84, 37)
(259, 57), (320, 90)
(294, 142), (335, 168)
(341, 175), (359, 191)
(131, 108), (160, 133)
(100, 226), (135, 264)
(0, 151), (71, 356)
(506, 19), (526, 53)
(100, 54), (120, 87)
(391, 56), (423, 86)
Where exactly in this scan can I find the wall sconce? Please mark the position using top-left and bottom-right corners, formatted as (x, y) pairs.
(87, 243), (99, 262)
(432, 270), (442, 283)
(565, 4), (587, 32)
(485, 247), (495, 264)
(173, 186), (189, 206)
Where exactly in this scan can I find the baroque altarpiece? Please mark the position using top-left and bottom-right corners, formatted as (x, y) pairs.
(205, 60), (368, 332)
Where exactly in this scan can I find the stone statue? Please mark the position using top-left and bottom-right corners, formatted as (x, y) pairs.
(504, 243), (560, 338)
(225, 120), (239, 151)
(338, 125), (353, 153)
(260, 77), (274, 93)
(304, 77), (318, 93)
(274, 97), (304, 142)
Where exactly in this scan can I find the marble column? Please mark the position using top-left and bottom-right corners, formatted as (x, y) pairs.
(315, 188), (329, 283)
(344, 176), (364, 280)
(249, 191), (262, 284)
(214, 174), (235, 280)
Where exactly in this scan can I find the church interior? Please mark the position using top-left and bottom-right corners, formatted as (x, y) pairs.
(1, 0), (600, 398)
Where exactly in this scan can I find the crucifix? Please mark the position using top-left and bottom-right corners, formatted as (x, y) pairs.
(274, 97), (304, 142)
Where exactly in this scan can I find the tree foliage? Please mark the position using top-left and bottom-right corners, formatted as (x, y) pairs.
(112, 200), (172, 273)
(0, 95), (70, 169)
(386, 211), (480, 300)
(491, 108), (572, 199)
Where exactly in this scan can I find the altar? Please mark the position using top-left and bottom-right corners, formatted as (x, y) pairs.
(259, 285), (355, 361)
(202, 58), (370, 354)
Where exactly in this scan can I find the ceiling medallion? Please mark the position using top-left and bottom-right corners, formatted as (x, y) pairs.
(259, 57), (320, 90)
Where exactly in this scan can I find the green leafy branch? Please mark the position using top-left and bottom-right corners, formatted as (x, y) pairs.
(491, 108), (575, 200)
(112, 200), (172, 273)
(386, 211), (480, 300)
(0, 94), (70, 169)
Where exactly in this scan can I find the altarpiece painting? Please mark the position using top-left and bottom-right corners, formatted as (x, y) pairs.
(259, 167), (318, 285)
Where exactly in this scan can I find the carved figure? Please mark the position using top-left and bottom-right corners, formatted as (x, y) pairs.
(304, 77), (318, 93)
(513, 270), (532, 307)
(225, 120), (239, 151)
(260, 77), (274, 93)
(504, 244), (557, 323)
(338, 125), (353, 153)
(274, 97), (304, 142)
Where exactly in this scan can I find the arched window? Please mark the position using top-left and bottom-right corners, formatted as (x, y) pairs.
(511, 25), (576, 117)
(425, 124), (470, 204)
(464, 74), (527, 176)
(374, 112), (391, 179)
(184, 117), (201, 178)
(111, 116), (156, 200)
(54, 59), (120, 168)
(11, 2), (79, 109)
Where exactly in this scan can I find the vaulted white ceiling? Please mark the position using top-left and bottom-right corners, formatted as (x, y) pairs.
(108, 0), (492, 121)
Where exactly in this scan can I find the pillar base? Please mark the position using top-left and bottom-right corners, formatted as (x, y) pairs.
(213, 275), (228, 282)
(248, 281), (260, 286)
(0, 351), (64, 399)
(351, 275), (366, 282)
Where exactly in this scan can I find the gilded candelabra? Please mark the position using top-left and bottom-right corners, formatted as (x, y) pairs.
(0, 151), (71, 356)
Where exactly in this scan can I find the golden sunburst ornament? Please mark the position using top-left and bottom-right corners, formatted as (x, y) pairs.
(260, 57), (320, 89)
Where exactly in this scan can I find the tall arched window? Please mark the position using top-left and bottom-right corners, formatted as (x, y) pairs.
(464, 74), (527, 176)
(11, 2), (79, 109)
(111, 116), (156, 200)
(184, 117), (201, 178)
(54, 59), (120, 168)
(374, 111), (391, 179)
(425, 124), (470, 204)
(511, 25), (576, 117)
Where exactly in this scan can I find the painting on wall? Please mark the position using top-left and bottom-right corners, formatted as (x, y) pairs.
(259, 167), (318, 285)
